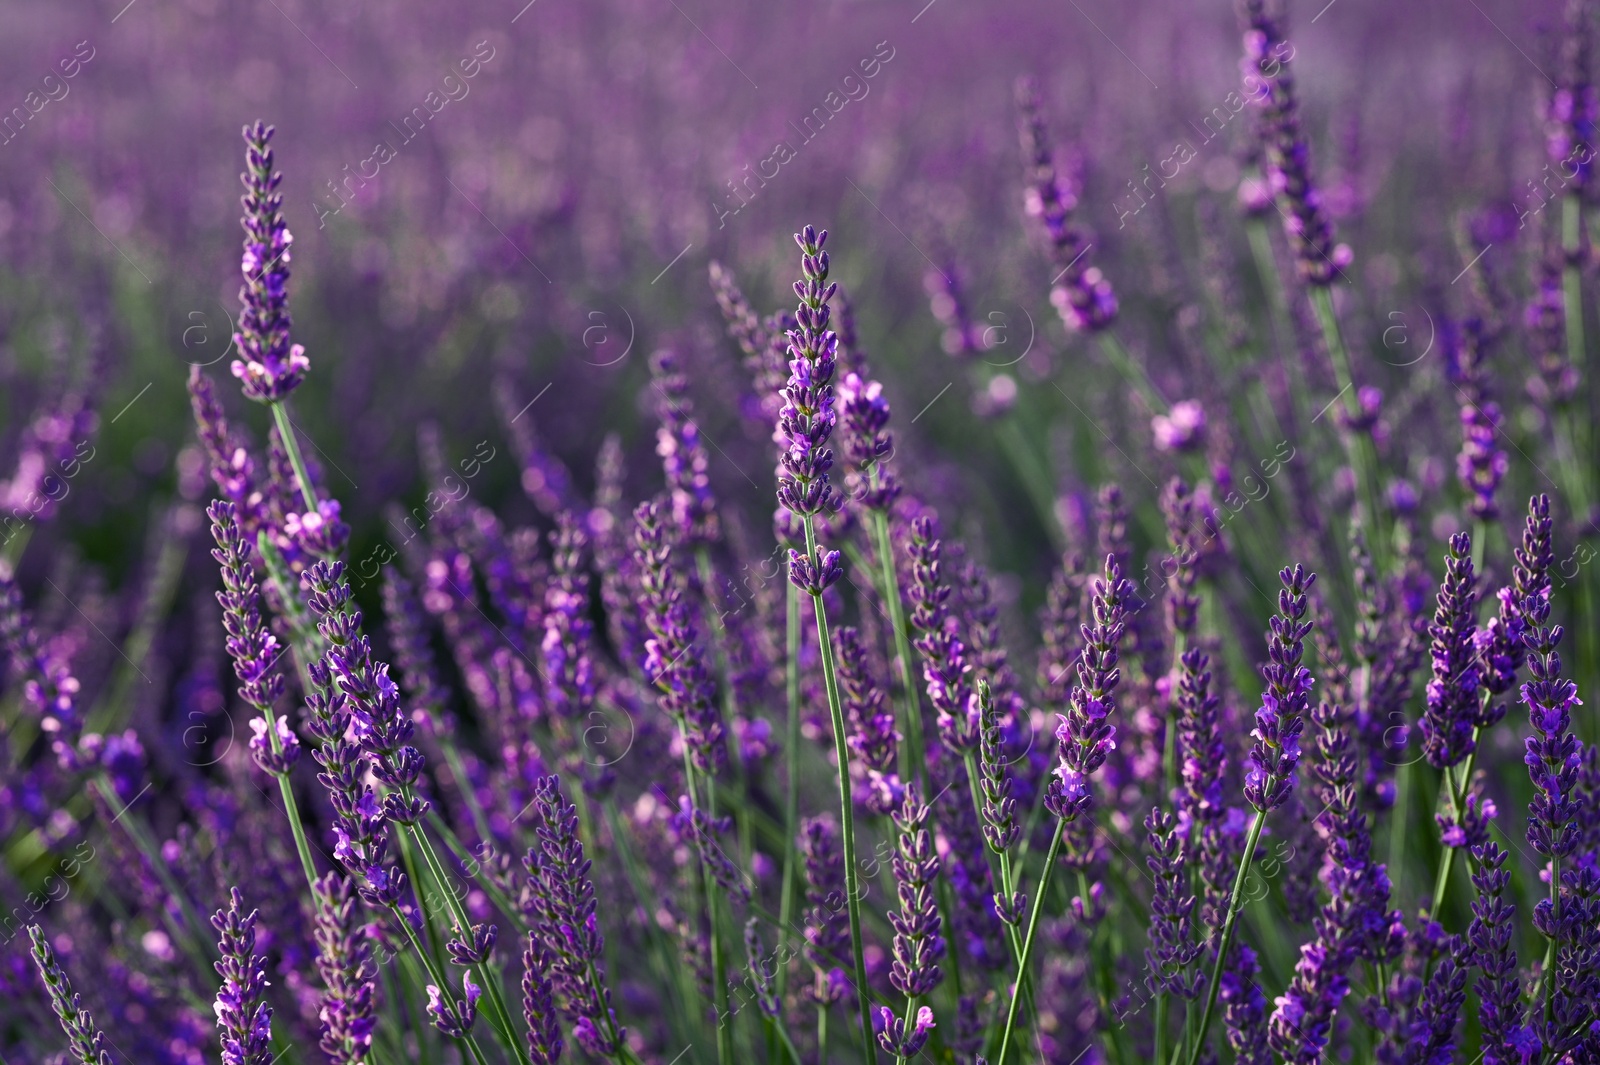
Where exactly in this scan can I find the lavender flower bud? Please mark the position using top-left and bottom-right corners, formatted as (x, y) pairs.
(1048, 554), (1133, 824)
(231, 123), (309, 402)
(188, 367), (264, 537)
(1467, 841), (1531, 1065)
(1144, 807), (1202, 998)
(425, 973), (482, 1038)
(212, 887), (274, 1065)
(311, 873), (377, 1064)
(1420, 532), (1480, 770)
(650, 349), (720, 545)
(1244, 565), (1316, 813)
(836, 626), (902, 813)
(798, 815), (849, 1002)
(887, 784), (945, 998)
(742, 919), (780, 1018)
(523, 933), (564, 1065)
(1480, 495), (1553, 698)
(1447, 318), (1507, 522)
(27, 925), (113, 1065)
(907, 515), (979, 750)
(1520, 591), (1581, 861)
(977, 679), (1021, 857)
(877, 1004), (936, 1057)
(839, 371), (900, 511)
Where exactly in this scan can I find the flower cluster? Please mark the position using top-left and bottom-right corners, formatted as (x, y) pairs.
(1244, 564), (1316, 813)
(231, 122), (308, 401)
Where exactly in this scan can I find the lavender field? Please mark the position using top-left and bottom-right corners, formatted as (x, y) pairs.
(3, 0), (1599, 1063)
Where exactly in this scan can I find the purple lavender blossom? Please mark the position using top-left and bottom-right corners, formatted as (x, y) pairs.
(907, 515), (978, 750)
(1447, 318), (1507, 522)
(425, 972), (482, 1038)
(1237, 0), (1350, 284)
(1420, 532), (1480, 770)
(542, 513), (597, 728)
(1480, 495), (1553, 701)
(633, 500), (726, 772)
(523, 933), (564, 1065)
(777, 225), (845, 595)
(1015, 76), (1116, 332)
(522, 775), (622, 1057)
(188, 367), (265, 537)
(26, 925), (113, 1065)
(650, 349), (720, 545)
(1520, 591), (1581, 863)
(838, 372), (899, 511)
(1220, 943), (1272, 1065)
(800, 816), (849, 1003)
(311, 873), (377, 1064)
(231, 123), (308, 402)
(1144, 807), (1202, 998)
(207, 500), (293, 774)
(877, 1004), (936, 1058)
(1244, 565), (1316, 813)
(212, 887), (274, 1065)
(1048, 554), (1133, 824)
(1467, 841), (1532, 1065)
(0, 562), (82, 755)
(835, 625), (901, 812)
(886, 783), (945, 1000)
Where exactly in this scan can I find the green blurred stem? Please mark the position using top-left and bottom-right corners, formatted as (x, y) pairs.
(1310, 286), (1387, 569)
(995, 817), (1066, 1065)
(1563, 195), (1588, 487)
(1183, 808), (1268, 1065)
(1097, 330), (1168, 414)
(269, 399), (320, 513)
(259, 704), (320, 890)
(802, 515), (875, 1061)
(706, 775), (735, 1065)
(776, 580), (802, 1005)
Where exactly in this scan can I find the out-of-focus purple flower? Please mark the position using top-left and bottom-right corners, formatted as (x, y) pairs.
(877, 1004), (936, 1057)
(1048, 554), (1133, 824)
(1016, 77), (1117, 332)
(907, 515), (978, 750)
(381, 566), (456, 737)
(674, 795), (750, 903)
(1480, 495), (1553, 700)
(542, 513), (596, 728)
(424, 972), (481, 1039)
(1244, 565), (1316, 812)
(742, 919), (780, 1018)
(886, 783), (945, 999)
(0, 387), (97, 526)
(522, 775), (621, 1056)
(650, 349), (720, 545)
(777, 225), (845, 594)
(1152, 400), (1207, 454)
(188, 367), (266, 536)
(1238, 0), (1351, 284)
(799, 815), (849, 1003)
(839, 372), (899, 511)
(1162, 478), (1201, 640)
(311, 873), (377, 1064)
(27, 925), (114, 1065)
(1546, 0), (1598, 198)
(1420, 532), (1480, 771)
(925, 264), (983, 357)
(0, 562), (82, 756)
(1525, 255), (1577, 409)
(1447, 318), (1507, 522)
(523, 933), (564, 1065)
(1221, 942), (1272, 1065)
(1437, 790), (1496, 851)
(212, 887), (274, 1065)
(633, 500), (725, 773)
(231, 123), (308, 402)
(836, 625), (901, 813)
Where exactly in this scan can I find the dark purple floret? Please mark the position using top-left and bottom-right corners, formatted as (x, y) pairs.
(27, 925), (113, 1065)
(777, 224), (845, 591)
(1048, 554), (1133, 824)
(1480, 495), (1553, 699)
(633, 500), (726, 773)
(650, 349), (721, 545)
(978, 680), (1022, 863)
(907, 515), (978, 750)
(425, 973), (482, 1038)
(1467, 841), (1532, 1065)
(1244, 564), (1316, 813)
(839, 371), (899, 511)
(1015, 76), (1116, 332)
(1220, 942), (1272, 1065)
(1237, 0), (1349, 284)
(1447, 318), (1507, 522)
(522, 775), (622, 1057)
(231, 122), (308, 402)
(1144, 806), (1202, 998)
(1420, 532), (1480, 771)
(836, 625), (902, 813)
(1520, 591), (1581, 862)
(523, 933), (564, 1065)
(887, 783), (945, 999)
(212, 887), (274, 1065)
(311, 873), (377, 1064)
(877, 1004), (936, 1058)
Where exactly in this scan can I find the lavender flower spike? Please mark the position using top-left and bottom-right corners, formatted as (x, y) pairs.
(1420, 532), (1480, 771)
(778, 225), (844, 594)
(523, 933), (564, 1065)
(27, 926), (113, 1065)
(232, 122), (308, 402)
(311, 873), (377, 1064)
(1521, 592), (1581, 864)
(885, 783), (945, 1003)
(907, 515), (979, 750)
(212, 887), (274, 1065)
(1244, 565), (1317, 813)
(1048, 553), (1134, 824)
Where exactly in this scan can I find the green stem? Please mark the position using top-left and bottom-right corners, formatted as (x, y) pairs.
(388, 903), (493, 1065)
(269, 399), (320, 514)
(1097, 330), (1168, 413)
(259, 704), (319, 890)
(776, 580), (802, 1005)
(995, 818), (1066, 1065)
(802, 515), (875, 1061)
(1310, 286), (1387, 569)
(1183, 808), (1268, 1065)
(707, 777), (735, 1065)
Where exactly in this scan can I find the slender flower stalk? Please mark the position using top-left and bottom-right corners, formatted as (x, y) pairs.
(997, 554), (1132, 1065)
(27, 926), (114, 1065)
(775, 224), (873, 1058)
(1187, 564), (1316, 1065)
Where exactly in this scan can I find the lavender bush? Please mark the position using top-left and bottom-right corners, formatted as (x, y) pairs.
(3, 0), (1600, 1063)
